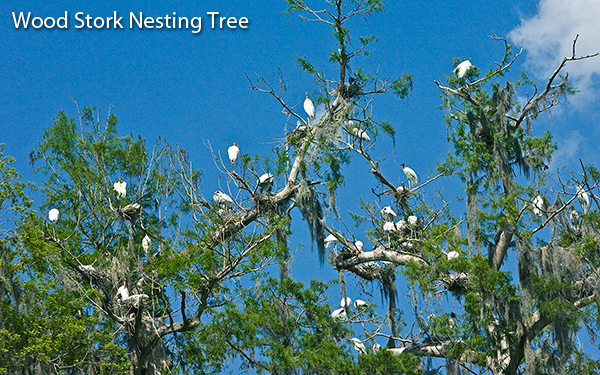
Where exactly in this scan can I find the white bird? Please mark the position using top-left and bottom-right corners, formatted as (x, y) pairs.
(142, 235), (151, 252)
(113, 180), (127, 199)
(454, 60), (473, 78)
(395, 220), (407, 230)
(350, 127), (371, 142)
(569, 210), (580, 230)
(532, 195), (544, 216)
(325, 234), (339, 248)
(304, 93), (315, 119)
(213, 190), (234, 208)
(407, 215), (418, 227)
(340, 297), (352, 307)
(401, 163), (418, 186)
(117, 285), (129, 300)
(381, 206), (397, 220)
(349, 337), (366, 354)
(331, 308), (347, 320)
(122, 293), (149, 307)
(354, 241), (364, 251)
(79, 265), (95, 272)
(48, 208), (60, 222)
(353, 299), (368, 309)
(447, 250), (459, 261)
(383, 222), (396, 232)
(228, 142), (240, 164)
(577, 185), (590, 212)
(257, 173), (274, 191)
(372, 342), (382, 352)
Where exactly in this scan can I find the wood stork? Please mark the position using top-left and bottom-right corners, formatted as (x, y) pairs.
(48, 208), (59, 222)
(381, 206), (397, 220)
(228, 142), (240, 164)
(79, 265), (95, 272)
(142, 235), (151, 252)
(447, 250), (459, 260)
(331, 308), (347, 320)
(354, 240), (364, 251)
(454, 60), (473, 78)
(117, 285), (129, 300)
(395, 220), (407, 231)
(372, 342), (382, 351)
(257, 173), (274, 192)
(325, 234), (338, 248)
(532, 195), (544, 216)
(304, 93), (315, 119)
(407, 215), (418, 227)
(383, 222), (396, 232)
(349, 337), (366, 354)
(213, 190), (234, 209)
(353, 299), (368, 309)
(401, 163), (418, 187)
(340, 297), (352, 307)
(350, 127), (371, 142)
(577, 185), (590, 212)
(113, 180), (127, 199)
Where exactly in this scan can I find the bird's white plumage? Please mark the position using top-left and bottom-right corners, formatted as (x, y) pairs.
(350, 127), (371, 142)
(383, 222), (396, 232)
(113, 180), (127, 199)
(331, 308), (347, 319)
(381, 206), (397, 220)
(353, 299), (368, 309)
(325, 234), (338, 248)
(354, 241), (364, 251)
(532, 195), (544, 216)
(577, 185), (590, 211)
(142, 235), (151, 251)
(401, 163), (418, 186)
(117, 285), (129, 300)
(79, 265), (95, 272)
(569, 210), (580, 231)
(407, 215), (418, 227)
(447, 250), (459, 261)
(48, 208), (60, 222)
(454, 60), (473, 78)
(395, 220), (407, 230)
(257, 173), (274, 190)
(349, 337), (366, 354)
(372, 342), (382, 351)
(304, 93), (315, 119)
(228, 143), (240, 163)
(213, 190), (234, 208)
(340, 297), (352, 307)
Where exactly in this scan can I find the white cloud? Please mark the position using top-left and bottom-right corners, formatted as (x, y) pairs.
(508, 0), (600, 105)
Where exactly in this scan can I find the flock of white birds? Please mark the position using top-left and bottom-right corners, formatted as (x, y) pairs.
(45, 64), (596, 352)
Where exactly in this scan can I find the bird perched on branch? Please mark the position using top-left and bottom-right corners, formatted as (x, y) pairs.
(257, 173), (274, 192)
(454, 60), (474, 78)
(577, 184), (590, 212)
(325, 234), (339, 248)
(113, 179), (127, 199)
(228, 142), (240, 164)
(381, 206), (397, 220)
(532, 195), (545, 216)
(142, 235), (151, 253)
(401, 163), (418, 187)
(213, 190), (234, 209)
(350, 126), (371, 142)
(48, 208), (59, 222)
(304, 93), (315, 119)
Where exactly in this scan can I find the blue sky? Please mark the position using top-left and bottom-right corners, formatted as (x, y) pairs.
(2, 0), (600, 360)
